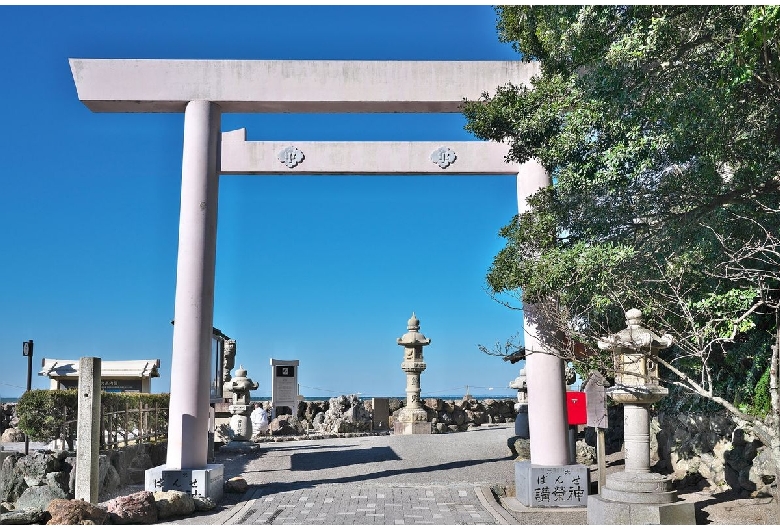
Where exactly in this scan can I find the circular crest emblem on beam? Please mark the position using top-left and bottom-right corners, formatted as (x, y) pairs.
(278, 146), (305, 168)
(430, 147), (457, 169)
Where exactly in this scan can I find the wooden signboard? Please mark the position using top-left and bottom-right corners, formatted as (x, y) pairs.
(583, 372), (608, 429)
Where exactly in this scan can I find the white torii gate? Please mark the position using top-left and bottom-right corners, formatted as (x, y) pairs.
(69, 59), (570, 494)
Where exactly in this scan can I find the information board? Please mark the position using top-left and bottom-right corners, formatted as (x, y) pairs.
(270, 358), (299, 414)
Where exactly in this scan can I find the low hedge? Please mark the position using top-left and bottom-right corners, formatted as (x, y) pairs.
(16, 390), (169, 450)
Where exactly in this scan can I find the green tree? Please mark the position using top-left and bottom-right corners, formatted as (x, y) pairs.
(464, 4), (780, 484)
(16, 390), (78, 450)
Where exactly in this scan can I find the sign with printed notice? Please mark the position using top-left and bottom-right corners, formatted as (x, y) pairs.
(270, 358), (299, 413)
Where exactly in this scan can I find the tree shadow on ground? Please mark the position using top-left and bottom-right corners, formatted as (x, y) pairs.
(678, 486), (778, 525)
(290, 447), (400, 471)
(257, 454), (510, 495)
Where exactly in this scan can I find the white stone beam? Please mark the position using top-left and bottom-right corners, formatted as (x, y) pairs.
(221, 129), (516, 175)
(69, 59), (539, 113)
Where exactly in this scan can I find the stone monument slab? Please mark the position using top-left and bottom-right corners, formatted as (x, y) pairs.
(515, 461), (589, 507)
(371, 398), (390, 431)
(145, 464), (224, 501)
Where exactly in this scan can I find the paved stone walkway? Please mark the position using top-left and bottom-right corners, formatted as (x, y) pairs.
(212, 484), (507, 525)
(157, 424), (586, 525)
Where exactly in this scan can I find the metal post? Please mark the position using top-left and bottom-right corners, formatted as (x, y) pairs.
(22, 340), (33, 455)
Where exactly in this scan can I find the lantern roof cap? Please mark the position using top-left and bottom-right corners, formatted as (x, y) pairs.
(597, 309), (673, 351)
(397, 312), (431, 347)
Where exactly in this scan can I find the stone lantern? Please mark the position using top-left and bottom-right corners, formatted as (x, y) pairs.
(222, 365), (259, 441)
(588, 309), (694, 525)
(395, 312), (432, 435)
(509, 368), (529, 438)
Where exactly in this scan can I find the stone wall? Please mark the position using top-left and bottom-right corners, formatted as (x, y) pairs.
(0, 442), (167, 513)
(583, 405), (776, 496)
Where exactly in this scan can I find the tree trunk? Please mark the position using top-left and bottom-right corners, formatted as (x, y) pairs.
(770, 309), (780, 513)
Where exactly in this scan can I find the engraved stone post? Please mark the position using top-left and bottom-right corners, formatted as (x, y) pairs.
(75, 357), (101, 503)
(394, 313), (432, 435)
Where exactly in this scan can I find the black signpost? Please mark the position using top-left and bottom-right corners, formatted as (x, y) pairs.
(22, 340), (34, 455)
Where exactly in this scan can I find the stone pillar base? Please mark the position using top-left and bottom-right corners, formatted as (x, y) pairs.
(393, 420), (432, 435)
(586, 471), (695, 524)
(145, 464), (224, 502)
(515, 461), (589, 507)
(587, 495), (695, 525)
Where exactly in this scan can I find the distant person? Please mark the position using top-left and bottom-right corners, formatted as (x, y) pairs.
(251, 403), (269, 435)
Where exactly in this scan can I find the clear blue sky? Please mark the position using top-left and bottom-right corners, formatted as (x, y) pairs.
(0, 5), (527, 399)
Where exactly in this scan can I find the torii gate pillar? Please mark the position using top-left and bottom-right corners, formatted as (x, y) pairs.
(167, 101), (221, 470)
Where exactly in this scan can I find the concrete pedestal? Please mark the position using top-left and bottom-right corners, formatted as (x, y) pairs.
(515, 461), (589, 507)
(393, 420), (432, 435)
(587, 471), (695, 524)
(145, 464), (224, 502)
(588, 495), (695, 525)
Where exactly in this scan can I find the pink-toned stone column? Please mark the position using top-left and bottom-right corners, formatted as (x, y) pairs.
(516, 159), (570, 466)
(166, 100), (221, 469)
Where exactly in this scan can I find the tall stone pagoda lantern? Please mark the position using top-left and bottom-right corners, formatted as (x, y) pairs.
(588, 308), (694, 525)
(395, 312), (432, 435)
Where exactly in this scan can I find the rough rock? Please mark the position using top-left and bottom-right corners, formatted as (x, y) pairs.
(46, 499), (109, 525)
(268, 415), (300, 436)
(748, 447), (776, 496)
(193, 495), (216, 511)
(0, 453), (26, 503)
(153, 490), (195, 519)
(104, 490), (158, 524)
(14, 483), (68, 512)
(101, 463), (121, 496)
(66, 454), (119, 498)
(0, 508), (47, 525)
(311, 412), (325, 431)
(465, 410), (487, 426)
(451, 409), (466, 426)
(129, 450), (153, 471)
(1, 428), (25, 443)
(507, 436), (531, 460)
(18, 451), (67, 481)
(320, 395), (372, 433)
(424, 398), (444, 411)
(575, 440), (596, 465)
(224, 477), (248, 494)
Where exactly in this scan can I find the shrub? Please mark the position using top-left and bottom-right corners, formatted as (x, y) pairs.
(16, 390), (170, 450)
(16, 389), (78, 448)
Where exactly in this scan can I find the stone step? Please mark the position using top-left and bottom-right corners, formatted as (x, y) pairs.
(606, 471), (673, 493)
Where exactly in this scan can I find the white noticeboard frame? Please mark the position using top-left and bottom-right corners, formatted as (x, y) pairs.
(270, 358), (299, 418)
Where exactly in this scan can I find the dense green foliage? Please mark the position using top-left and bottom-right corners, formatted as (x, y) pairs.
(16, 390), (170, 450)
(16, 389), (78, 447)
(464, 6), (780, 418)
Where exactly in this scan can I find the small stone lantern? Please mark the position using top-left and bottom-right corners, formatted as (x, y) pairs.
(589, 309), (694, 524)
(395, 312), (432, 435)
(223, 365), (259, 441)
(509, 368), (529, 437)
